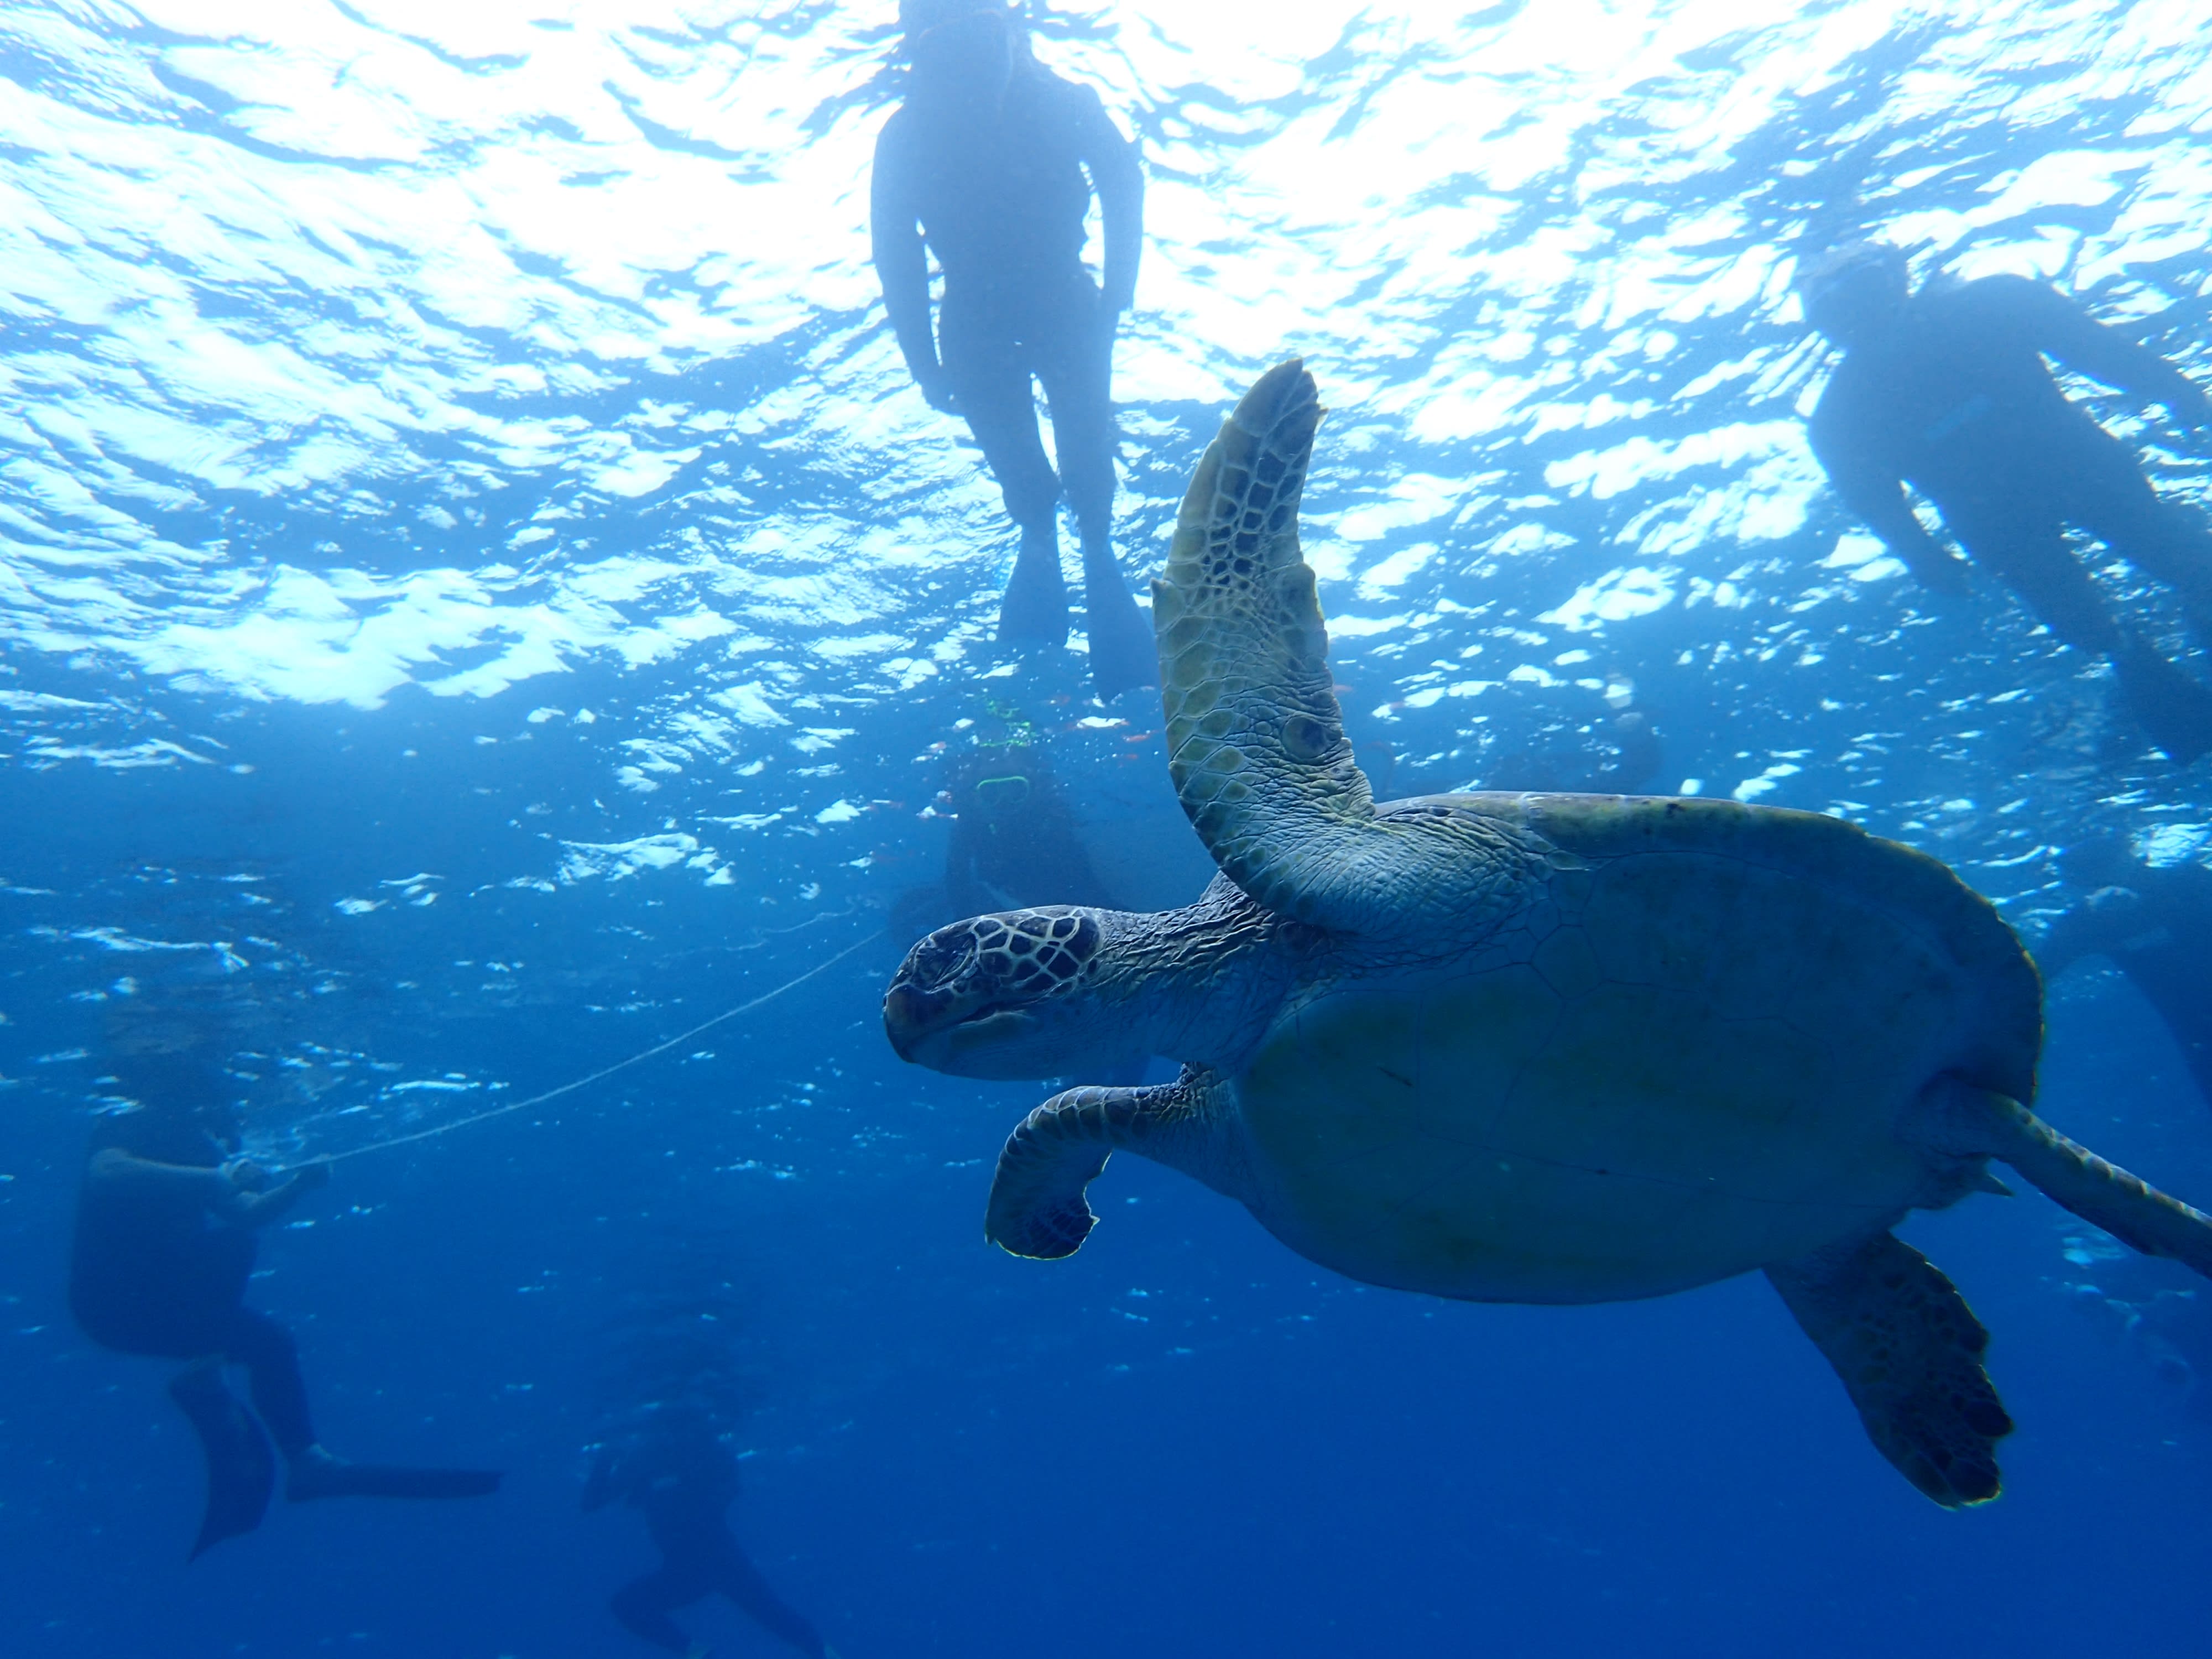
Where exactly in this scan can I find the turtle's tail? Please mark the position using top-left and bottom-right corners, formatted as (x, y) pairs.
(1918, 1078), (2212, 1278)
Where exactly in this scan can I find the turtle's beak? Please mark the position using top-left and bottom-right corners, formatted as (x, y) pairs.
(881, 982), (941, 1063)
(883, 979), (1042, 1075)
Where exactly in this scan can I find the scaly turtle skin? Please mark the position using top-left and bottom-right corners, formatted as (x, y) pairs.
(884, 360), (2212, 1507)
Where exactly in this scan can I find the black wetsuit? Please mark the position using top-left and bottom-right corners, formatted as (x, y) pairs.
(69, 1124), (314, 1458)
(1808, 275), (2212, 747)
(872, 65), (1140, 549)
(597, 1443), (827, 1658)
(942, 750), (1118, 916)
(2039, 860), (2212, 1112)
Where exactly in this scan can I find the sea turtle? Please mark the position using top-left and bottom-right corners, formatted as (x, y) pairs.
(883, 360), (2212, 1505)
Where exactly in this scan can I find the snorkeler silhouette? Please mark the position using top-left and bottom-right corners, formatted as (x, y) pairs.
(2035, 834), (2212, 1114)
(891, 743), (1118, 939)
(586, 1418), (837, 1659)
(1799, 242), (2212, 760)
(871, 0), (1154, 699)
(69, 1044), (500, 1558)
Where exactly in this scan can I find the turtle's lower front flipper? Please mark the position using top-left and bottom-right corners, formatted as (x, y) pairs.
(1914, 1079), (2212, 1277)
(987, 1068), (1238, 1259)
(1767, 1233), (2011, 1507)
(168, 1363), (276, 1560)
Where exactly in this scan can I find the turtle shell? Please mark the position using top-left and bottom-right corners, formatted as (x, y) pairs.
(1230, 794), (2042, 1305)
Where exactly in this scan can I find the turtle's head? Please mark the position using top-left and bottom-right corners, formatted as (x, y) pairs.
(884, 907), (1126, 1079)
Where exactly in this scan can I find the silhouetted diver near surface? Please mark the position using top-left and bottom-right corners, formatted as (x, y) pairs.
(871, 0), (1152, 698)
(2035, 836), (2212, 1114)
(70, 1050), (500, 1558)
(586, 1422), (836, 1659)
(1800, 242), (2212, 759)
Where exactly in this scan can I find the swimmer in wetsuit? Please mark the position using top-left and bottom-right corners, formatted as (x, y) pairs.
(69, 1048), (500, 1558)
(586, 1422), (837, 1659)
(890, 743), (1118, 938)
(2034, 834), (2212, 1114)
(871, 0), (1154, 699)
(941, 742), (1118, 917)
(1799, 242), (2212, 759)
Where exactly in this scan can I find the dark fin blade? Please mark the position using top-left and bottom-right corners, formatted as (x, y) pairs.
(288, 1459), (502, 1502)
(167, 1365), (276, 1560)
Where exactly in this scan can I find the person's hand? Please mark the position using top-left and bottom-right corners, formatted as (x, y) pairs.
(221, 1156), (276, 1193)
(287, 1159), (333, 1194)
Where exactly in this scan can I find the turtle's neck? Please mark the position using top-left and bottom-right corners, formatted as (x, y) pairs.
(1089, 878), (1293, 1072)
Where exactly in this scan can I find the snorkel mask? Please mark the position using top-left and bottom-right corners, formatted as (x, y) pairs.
(971, 771), (1032, 812)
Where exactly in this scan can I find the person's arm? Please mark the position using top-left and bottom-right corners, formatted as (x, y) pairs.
(2004, 278), (2212, 428)
(1072, 85), (1142, 316)
(1807, 409), (1973, 594)
(87, 1149), (326, 1227)
(942, 817), (990, 919)
(227, 1158), (329, 1225)
(869, 115), (954, 411)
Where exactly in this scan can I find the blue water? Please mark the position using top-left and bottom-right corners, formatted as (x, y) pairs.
(5, 1), (2212, 1653)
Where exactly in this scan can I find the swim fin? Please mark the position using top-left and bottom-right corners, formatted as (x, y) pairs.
(286, 1448), (502, 1503)
(1083, 565), (1156, 702)
(166, 1365), (276, 1561)
(2114, 643), (2212, 763)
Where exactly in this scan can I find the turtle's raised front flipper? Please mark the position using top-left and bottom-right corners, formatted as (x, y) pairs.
(1912, 1079), (2212, 1277)
(1767, 1233), (2011, 1508)
(1157, 360), (1364, 913)
(988, 1067), (1241, 1259)
(1157, 362), (1551, 938)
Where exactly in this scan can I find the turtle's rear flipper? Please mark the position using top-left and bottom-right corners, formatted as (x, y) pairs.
(1917, 1081), (2212, 1277)
(168, 1364), (276, 1560)
(988, 1070), (1238, 1259)
(1768, 1233), (2011, 1508)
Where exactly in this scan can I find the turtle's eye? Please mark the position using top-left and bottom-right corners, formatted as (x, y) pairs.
(906, 926), (979, 991)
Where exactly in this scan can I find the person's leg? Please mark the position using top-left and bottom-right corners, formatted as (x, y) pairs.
(2065, 436), (2212, 637)
(166, 1360), (278, 1558)
(1960, 513), (2127, 654)
(939, 299), (1067, 643)
(714, 1541), (827, 1658)
(1960, 512), (2212, 760)
(610, 1566), (708, 1655)
(1032, 286), (1151, 696)
(223, 1306), (503, 1502)
(223, 1307), (315, 1458)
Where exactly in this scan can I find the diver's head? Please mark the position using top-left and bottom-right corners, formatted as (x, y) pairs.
(884, 906), (1128, 1078)
(1798, 241), (1910, 346)
(901, 0), (1022, 111)
(102, 1009), (249, 1159)
(100, 1069), (243, 1167)
(951, 745), (1053, 820)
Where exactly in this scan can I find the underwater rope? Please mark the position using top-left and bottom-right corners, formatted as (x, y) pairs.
(315, 926), (885, 1164)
